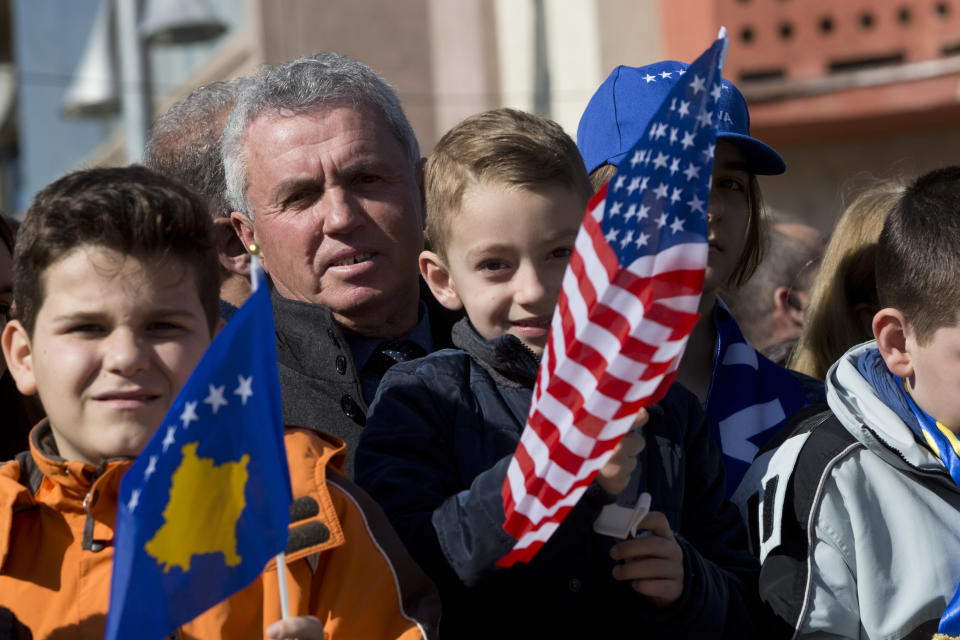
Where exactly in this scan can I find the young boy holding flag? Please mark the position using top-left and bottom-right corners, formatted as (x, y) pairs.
(0, 165), (439, 639)
(355, 100), (759, 637)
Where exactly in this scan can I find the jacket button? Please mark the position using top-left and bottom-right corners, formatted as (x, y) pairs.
(335, 355), (347, 375)
(341, 394), (359, 418)
(568, 578), (581, 593)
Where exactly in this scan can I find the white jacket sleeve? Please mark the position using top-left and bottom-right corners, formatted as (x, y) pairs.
(799, 479), (860, 638)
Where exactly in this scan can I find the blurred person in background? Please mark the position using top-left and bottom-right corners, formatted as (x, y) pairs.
(790, 180), (908, 380)
(0, 214), (44, 460)
(724, 222), (825, 365)
(144, 78), (252, 320)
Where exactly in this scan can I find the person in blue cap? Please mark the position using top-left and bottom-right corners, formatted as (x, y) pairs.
(577, 61), (825, 500)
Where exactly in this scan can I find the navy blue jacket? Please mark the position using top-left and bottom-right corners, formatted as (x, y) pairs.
(356, 320), (760, 639)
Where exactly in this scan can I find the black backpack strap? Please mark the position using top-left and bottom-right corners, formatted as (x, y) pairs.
(756, 411), (862, 638)
(733, 403), (830, 552)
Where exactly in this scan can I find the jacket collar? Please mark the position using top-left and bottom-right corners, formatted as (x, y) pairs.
(26, 420), (133, 499)
(828, 341), (948, 477)
(451, 318), (540, 389)
(0, 421), (132, 570)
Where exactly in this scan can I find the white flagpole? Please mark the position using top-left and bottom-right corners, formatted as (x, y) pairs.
(248, 244), (292, 622)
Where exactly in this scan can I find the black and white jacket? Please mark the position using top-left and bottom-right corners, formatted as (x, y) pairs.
(752, 341), (960, 639)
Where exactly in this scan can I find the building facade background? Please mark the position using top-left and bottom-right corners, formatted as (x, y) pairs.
(8, 0), (960, 234)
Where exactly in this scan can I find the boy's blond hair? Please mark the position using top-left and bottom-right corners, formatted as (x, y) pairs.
(425, 108), (592, 258)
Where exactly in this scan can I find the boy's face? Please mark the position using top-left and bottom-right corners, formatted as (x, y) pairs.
(422, 182), (584, 356)
(903, 319), (960, 432)
(1, 246), (212, 466)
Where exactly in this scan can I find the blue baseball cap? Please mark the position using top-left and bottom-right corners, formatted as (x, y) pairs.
(577, 60), (785, 176)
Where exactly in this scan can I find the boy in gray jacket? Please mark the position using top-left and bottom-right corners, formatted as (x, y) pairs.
(755, 166), (960, 639)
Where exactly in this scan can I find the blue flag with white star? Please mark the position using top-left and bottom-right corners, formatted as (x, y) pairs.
(105, 266), (291, 639)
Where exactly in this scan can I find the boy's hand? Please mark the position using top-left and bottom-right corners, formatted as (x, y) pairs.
(609, 510), (683, 607)
(266, 616), (325, 640)
(596, 408), (648, 496)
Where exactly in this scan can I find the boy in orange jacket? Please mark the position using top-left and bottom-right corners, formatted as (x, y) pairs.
(0, 165), (439, 639)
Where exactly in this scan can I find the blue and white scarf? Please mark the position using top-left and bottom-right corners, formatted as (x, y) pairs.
(707, 301), (810, 495)
(858, 348), (960, 637)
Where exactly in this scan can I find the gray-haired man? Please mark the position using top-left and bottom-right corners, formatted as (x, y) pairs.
(223, 53), (455, 474)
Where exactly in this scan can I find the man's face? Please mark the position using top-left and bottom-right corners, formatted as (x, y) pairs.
(2, 246), (212, 466)
(233, 102), (424, 337)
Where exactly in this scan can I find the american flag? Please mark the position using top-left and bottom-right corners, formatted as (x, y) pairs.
(498, 32), (729, 567)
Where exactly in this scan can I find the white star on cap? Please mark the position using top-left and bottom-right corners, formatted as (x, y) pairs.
(670, 217), (685, 234)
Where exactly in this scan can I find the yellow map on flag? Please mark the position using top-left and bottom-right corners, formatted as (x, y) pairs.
(145, 442), (250, 573)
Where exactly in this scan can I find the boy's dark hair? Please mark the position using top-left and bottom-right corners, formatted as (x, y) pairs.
(876, 165), (960, 344)
(14, 165), (220, 335)
(425, 108), (592, 257)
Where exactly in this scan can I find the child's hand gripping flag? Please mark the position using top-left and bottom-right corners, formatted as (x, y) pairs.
(106, 264), (292, 638)
(498, 31), (729, 567)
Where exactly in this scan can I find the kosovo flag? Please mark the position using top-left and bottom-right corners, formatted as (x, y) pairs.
(105, 267), (291, 639)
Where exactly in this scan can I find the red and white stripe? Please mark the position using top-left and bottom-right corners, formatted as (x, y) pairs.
(498, 185), (706, 567)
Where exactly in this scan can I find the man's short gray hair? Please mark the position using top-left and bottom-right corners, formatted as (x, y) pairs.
(144, 78), (246, 219)
(222, 52), (420, 219)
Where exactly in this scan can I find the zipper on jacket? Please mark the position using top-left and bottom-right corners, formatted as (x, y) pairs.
(81, 487), (106, 551)
(865, 424), (958, 487)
